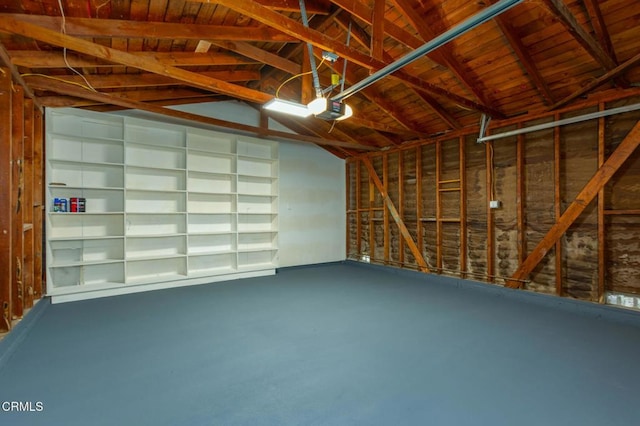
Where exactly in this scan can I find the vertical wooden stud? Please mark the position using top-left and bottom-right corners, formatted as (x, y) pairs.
(32, 106), (44, 298)
(356, 159), (362, 257)
(346, 160), (351, 258)
(398, 151), (404, 265)
(383, 154), (390, 262)
(11, 85), (24, 320)
(436, 141), (442, 272)
(0, 68), (12, 332)
(597, 103), (606, 302)
(486, 141), (495, 282)
(22, 98), (34, 309)
(369, 156), (375, 261)
(554, 114), (563, 296)
(459, 136), (467, 278)
(516, 127), (526, 266)
(416, 146), (423, 261)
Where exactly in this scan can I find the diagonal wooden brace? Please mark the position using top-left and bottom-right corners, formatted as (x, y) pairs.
(506, 119), (640, 288)
(361, 157), (430, 273)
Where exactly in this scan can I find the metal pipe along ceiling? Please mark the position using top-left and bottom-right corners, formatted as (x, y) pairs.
(330, 0), (525, 103)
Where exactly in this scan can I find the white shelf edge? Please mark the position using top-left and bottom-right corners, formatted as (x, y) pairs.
(49, 185), (125, 191)
(49, 158), (124, 167)
(237, 248), (278, 253)
(125, 140), (186, 150)
(48, 235), (125, 241)
(126, 188), (187, 193)
(125, 254), (188, 262)
(188, 250), (237, 256)
(48, 212), (125, 215)
(49, 132), (124, 144)
(49, 259), (124, 268)
(125, 233), (187, 238)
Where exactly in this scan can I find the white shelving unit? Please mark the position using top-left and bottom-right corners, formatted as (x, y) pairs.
(46, 108), (278, 302)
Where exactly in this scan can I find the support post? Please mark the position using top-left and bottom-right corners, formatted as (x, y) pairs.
(0, 67), (12, 332)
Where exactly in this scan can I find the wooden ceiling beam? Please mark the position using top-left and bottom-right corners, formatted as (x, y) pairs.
(254, 0), (331, 15)
(334, 14), (461, 130)
(371, 0), (385, 61)
(540, 0), (617, 71)
(9, 50), (259, 68)
(36, 88), (223, 108)
(328, 0), (433, 59)
(550, 50), (640, 111)
(209, 41), (301, 75)
(2, 14), (298, 42)
(200, 0), (502, 117)
(22, 70), (260, 89)
(389, 0), (495, 109)
(485, 0), (555, 105)
(0, 16), (272, 103)
(28, 76), (377, 151)
(583, 0), (617, 64)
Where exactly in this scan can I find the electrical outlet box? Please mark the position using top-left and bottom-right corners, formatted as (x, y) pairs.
(489, 200), (501, 209)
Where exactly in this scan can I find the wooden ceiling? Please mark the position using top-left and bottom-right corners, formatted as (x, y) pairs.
(1, 0), (639, 154)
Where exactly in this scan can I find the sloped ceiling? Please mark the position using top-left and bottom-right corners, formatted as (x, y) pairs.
(0, 0), (639, 156)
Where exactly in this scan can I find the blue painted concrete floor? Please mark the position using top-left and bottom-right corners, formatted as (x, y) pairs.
(1, 262), (639, 425)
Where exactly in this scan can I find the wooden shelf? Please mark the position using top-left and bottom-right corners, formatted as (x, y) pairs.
(46, 108), (278, 301)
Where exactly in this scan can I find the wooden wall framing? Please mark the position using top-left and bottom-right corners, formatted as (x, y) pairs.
(347, 94), (640, 303)
(0, 67), (44, 333)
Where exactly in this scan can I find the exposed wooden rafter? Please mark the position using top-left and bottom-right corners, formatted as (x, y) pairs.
(540, 0), (618, 71)
(3, 14), (298, 42)
(0, 16), (272, 103)
(487, 0), (555, 105)
(204, 0), (504, 118)
(333, 13), (462, 130)
(583, 0), (617, 64)
(390, 0), (495, 108)
(22, 70), (260, 89)
(550, 50), (640, 110)
(8, 50), (260, 69)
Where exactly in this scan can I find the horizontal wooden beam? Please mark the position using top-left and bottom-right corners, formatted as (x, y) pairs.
(8, 50), (258, 69)
(210, 40), (301, 75)
(0, 16), (272, 103)
(506, 119), (640, 287)
(3, 14), (298, 42)
(22, 70), (260, 89)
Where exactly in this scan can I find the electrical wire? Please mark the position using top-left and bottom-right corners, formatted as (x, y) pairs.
(57, 0), (97, 92)
(274, 57), (326, 99)
(20, 73), (97, 92)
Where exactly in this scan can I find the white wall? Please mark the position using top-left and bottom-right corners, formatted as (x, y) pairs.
(169, 101), (346, 266)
